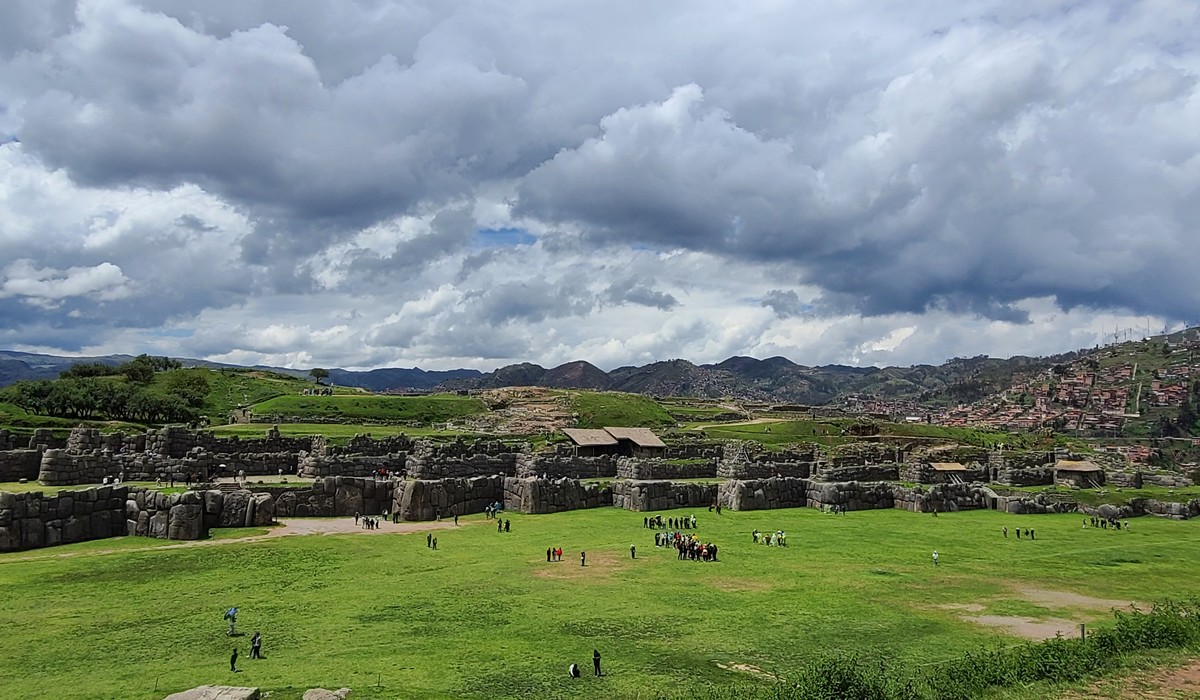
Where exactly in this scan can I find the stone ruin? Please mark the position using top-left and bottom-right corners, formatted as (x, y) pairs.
(4, 427), (1199, 554)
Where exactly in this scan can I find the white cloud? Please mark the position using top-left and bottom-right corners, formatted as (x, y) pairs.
(0, 0), (1196, 371)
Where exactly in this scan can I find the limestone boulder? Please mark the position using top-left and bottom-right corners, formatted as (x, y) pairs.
(168, 503), (205, 540)
(220, 491), (251, 528)
(250, 494), (275, 526)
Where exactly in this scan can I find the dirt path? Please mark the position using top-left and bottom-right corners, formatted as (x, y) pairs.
(0, 517), (465, 563)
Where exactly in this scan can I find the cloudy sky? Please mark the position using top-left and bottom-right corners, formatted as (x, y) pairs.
(1, 1), (1197, 372)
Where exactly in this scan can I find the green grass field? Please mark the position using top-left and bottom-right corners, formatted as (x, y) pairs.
(208, 422), (476, 443)
(1, 507), (1197, 699)
(248, 394), (486, 425)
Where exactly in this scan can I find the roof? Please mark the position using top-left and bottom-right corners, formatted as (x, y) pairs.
(562, 428), (618, 447)
(602, 427), (667, 448)
(930, 462), (967, 472)
(1054, 459), (1103, 473)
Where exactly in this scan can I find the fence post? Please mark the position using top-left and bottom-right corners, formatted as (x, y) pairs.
(1079, 623), (1086, 640)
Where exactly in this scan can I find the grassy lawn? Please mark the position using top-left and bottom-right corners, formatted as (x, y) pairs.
(0, 507), (1197, 699)
(570, 392), (675, 428)
(248, 394), (486, 424)
(697, 419), (846, 446)
(208, 422), (477, 442)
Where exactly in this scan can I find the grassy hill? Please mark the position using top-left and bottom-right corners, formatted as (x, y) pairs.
(249, 393), (487, 424)
(570, 391), (675, 428)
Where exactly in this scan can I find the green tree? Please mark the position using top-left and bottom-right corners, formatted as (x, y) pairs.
(309, 368), (330, 385)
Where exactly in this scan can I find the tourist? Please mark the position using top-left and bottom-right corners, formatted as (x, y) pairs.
(432, 537), (438, 550)
(630, 544), (636, 559)
(454, 513), (459, 526)
(1003, 526), (1008, 538)
(556, 547), (562, 561)
(250, 632), (262, 659)
(231, 647), (239, 672)
(1030, 529), (1035, 540)
(593, 649), (602, 677)
(497, 519), (503, 533)
(427, 532), (432, 548)
(569, 663), (580, 678)
(581, 551), (586, 567)
(504, 519), (511, 533)
(354, 511), (360, 525)
(1016, 528), (1021, 540)
(547, 547), (552, 562)
(932, 550), (939, 566)
(644, 516), (649, 527)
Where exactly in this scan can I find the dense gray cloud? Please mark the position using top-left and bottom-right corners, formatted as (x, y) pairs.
(0, 0), (1197, 371)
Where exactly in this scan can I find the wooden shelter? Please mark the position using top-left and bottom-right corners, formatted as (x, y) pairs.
(1054, 459), (1105, 487)
(562, 428), (619, 457)
(602, 427), (667, 458)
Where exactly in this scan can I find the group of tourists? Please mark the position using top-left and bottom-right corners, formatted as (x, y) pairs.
(426, 532), (439, 549)
(484, 503), (505, 519)
(360, 515), (383, 530)
(752, 529), (787, 546)
(1085, 516), (1129, 530)
(1002, 526), (1036, 539)
(823, 503), (849, 515)
(707, 502), (724, 514)
(497, 518), (511, 533)
(671, 532), (718, 561)
(546, 546), (564, 561)
(643, 514), (697, 530)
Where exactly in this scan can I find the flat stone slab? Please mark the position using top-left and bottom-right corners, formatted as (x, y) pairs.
(163, 686), (260, 700)
(303, 689), (351, 700)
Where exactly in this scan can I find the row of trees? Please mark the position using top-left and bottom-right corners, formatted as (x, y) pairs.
(2, 355), (208, 424)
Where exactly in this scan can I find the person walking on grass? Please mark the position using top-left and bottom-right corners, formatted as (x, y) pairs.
(581, 551), (586, 567)
(250, 632), (262, 659)
(230, 647), (238, 672)
(593, 649), (602, 676)
(932, 550), (939, 566)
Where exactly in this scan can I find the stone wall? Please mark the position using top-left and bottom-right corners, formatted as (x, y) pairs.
(0, 428), (65, 451)
(0, 485), (130, 551)
(405, 439), (522, 479)
(816, 463), (899, 482)
(616, 458), (717, 480)
(0, 449), (41, 481)
(516, 453), (618, 479)
(716, 457), (813, 480)
(899, 462), (988, 484)
(325, 434), (415, 457)
(267, 477), (392, 517)
(392, 476), (503, 521)
(892, 482), (990, 513)
(612, 480), (717, 512)
(0, 484), (282, 553)
(299, 453), (403, 479)
(994, 467), (1055, 487)
(718, 477), (809, 511)
(502, 477), (612, 514)
(1108, 470), (1194, 489)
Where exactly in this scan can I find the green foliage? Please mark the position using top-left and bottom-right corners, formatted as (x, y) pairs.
(249, 394), (486, 424)
(571, 391), (675, 428)
(58, 362), (121, 379)
(309, 367), (330, 384)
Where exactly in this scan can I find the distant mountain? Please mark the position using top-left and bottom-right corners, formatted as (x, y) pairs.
(6, 330), (1191, 407)
(540, 361), (611, 390)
